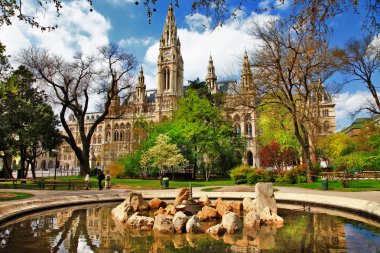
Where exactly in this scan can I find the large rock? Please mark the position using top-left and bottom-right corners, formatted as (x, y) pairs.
(198, 193), (211, 206)
(206, 223), (226, 236)
(112, 192), (149, 223)
(149, 198), (167, 209)
(126, 212), (154, 230)
(255, 183), (277, 214)
(185, 216), (204, 234)
(244, 210), (260, 228)
(154, 204), (176, 216)
(153, 214), (175, 234)
(174, 188), (189, 206)
(243, 197), (256, 212)
(215, 199), (233, 217)
(215, 199), (242, 217)
(259, 207), (284, 226)
(229, 201), (243, 213)
(222, 211), (242, 234)
(197, 205), (218, 221)
(173, 211), (188, 233)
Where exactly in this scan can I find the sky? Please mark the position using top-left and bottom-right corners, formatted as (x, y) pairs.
(0, 0), (378, 131)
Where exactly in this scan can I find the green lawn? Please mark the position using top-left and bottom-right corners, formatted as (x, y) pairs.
(274, 179), (380, 192)
(44, 176), (235, 190)
(0, 192), (34, 201)
(2, 176), (378, 192)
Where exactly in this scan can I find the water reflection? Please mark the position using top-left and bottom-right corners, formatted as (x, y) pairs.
(0, 203), (379, 252)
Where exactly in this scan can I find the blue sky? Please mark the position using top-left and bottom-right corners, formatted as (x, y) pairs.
(0, 0), (378, 130)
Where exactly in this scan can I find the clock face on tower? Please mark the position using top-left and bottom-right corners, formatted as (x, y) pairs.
(164, 50), (171, 57)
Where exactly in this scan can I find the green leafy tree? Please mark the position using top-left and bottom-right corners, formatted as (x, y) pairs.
(140, 134), (188, 178)
(176, 88), (244, 180)
(0, 66), (62, 178)
(318, 133), (357, 159)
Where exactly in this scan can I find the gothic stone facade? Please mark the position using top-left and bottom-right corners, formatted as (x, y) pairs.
(58, 4), (336, 170)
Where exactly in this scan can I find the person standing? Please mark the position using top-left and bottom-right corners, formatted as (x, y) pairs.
(97, 169), (105, 190)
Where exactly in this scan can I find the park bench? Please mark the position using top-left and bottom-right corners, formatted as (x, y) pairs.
(319, 171), (380, 180)
(0, 178), (90, 190)
(41, 179), (90, 190)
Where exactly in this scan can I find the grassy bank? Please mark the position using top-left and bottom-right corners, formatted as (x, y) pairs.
(274, 179), (380, 192)
(0, 192), (34, 201)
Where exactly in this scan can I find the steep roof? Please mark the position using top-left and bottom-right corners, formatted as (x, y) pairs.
(341, 118), (371, 134)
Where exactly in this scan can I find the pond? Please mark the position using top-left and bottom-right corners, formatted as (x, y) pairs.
(0, 203), (379, 252)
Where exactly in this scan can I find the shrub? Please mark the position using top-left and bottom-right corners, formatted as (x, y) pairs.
(109, 162), (125, 178)
(275, 165), (307, 184)
(229, 165), (255, 184)
(246, 168), (275, 185)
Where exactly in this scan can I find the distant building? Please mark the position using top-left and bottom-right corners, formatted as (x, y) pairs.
(341, 115), (380, 137)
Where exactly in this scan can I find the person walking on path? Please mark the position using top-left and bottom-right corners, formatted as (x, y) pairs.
(97, 169), (105, 190)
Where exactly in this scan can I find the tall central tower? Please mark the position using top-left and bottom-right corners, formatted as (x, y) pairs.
(156, 4), (184, 120)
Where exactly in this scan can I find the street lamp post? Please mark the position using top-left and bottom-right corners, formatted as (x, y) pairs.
(51, 149), (58, 190)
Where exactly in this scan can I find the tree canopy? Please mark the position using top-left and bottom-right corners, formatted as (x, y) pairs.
(140, 134), (188, 177)
(0, 65), (62, 178)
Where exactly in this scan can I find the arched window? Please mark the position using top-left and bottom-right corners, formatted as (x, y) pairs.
(164, 68), (170, 90)
(93, 136), (97, 144)
(120, 130), (124, 141)
(105, 131), (111, 142)
(114, 130), (119, 142)
(41, 160), (46, 170)
(246, 122), (252, 137)
(126, 130), (130, 142)
(97, 134), (102, 144)
(234, 124), (241, 136)
(247, 151), (253, 167)
(48, 160), (54, 169)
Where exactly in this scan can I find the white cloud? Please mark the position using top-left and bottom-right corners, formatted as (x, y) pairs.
(106, 0), (135, 4)
(0, 0), (111, 61)
(119, 37), (155, 47)
(142, 11), (275, 90)
(185, 13), (211, 32)
(334, 90), (374, 130)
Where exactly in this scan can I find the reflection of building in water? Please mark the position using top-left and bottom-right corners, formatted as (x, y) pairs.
(86, 206), (120, 250)
(55, 210), (74, 228)
(313, 213), (347, 252)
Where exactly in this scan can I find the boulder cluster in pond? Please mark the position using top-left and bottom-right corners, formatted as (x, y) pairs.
(111, 182), (284, 236)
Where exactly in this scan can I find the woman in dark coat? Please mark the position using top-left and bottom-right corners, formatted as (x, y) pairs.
(97, 169), (105, 190)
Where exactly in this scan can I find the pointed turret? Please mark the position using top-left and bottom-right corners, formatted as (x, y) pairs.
(206, 55), (218, 94)
(241, 51), (254, 93)
(136, 65), (146, 103)
(156, 3), (184, 97)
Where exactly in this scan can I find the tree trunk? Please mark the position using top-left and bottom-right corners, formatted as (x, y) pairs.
(30, 159), (36, 179)
(80, 155), (90, 176)
(2, 153), (14, 178)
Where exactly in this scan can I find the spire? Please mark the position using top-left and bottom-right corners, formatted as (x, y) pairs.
(136, 65), (146, 103)
(156, 3), (184, 97)
(206, 54), (218, 94)
(137, 65), (145, 87)
(241, 51), (254, 93)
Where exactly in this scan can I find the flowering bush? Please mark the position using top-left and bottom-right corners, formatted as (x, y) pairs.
(109, 162), (125, 178)
(275, 165), (307, 184)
